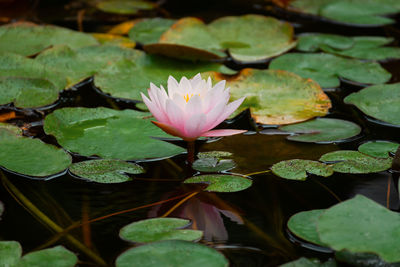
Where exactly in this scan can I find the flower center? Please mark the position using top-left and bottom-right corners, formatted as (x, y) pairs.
(183, 93), (200, 103)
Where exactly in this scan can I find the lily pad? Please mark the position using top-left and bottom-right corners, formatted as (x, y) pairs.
(0, 22), (98, 56)
(0, 77), (59, 108)
(17, 246), (78, 267)
(358, 141), (399, 158)
(271, 159), (333, 180)
(129, 18), (176, 45)
(183, 174), (252, 192)
(0, 123), (22, 135)
(192, 158), (236, 173)
(96, 0), (155, 15)
(43, 107), (185, 160)
(344, 83), (400, 126)
(92, 33), (136, 48)
(280, 257), (336, 267)
(197, 151), (233, 159)
(145, 15), (296, 62)
(319, 150), (392, 174)
(119, 218), (203, 243)
(287, 209), (326, 246)
(296, 33), (354, 52)
(69, 159), (144, 183)
(269, 53), (391, 88)
(116, 240), (228, 267)
(318, 195), (400, 262)
(0, 129), (72, 177)
(205, 69), (331, 125)
(280, 118), (361, 143)
(0, 241), (22, 266)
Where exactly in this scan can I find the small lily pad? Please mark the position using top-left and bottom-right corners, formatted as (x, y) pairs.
(271, 159), (333, 180)
(69, 159), (144, 183)
(287, 209), (326, 246)
(197, 151), (233, 159)
(319, 150), (392, 174)
(205, 69), (331, 125)
(192, 158), (236, 173)
(344, 83), (400, 126)
(280, 118), (361, 143)
(129, 18), (176, 45)
(0, 241), (22, 266)
(44, 107), (185, 160)
(318, 195), (400, 263)
(183, 174), (252, 192)
(358, 141), (399, 158)
(0, 129), (72, 177)
(119, 218), (203, 243)
(17, 246), (78, 267)
(96, 0), (155, 14)
(280, 257), (336, 267)
(269, 53), (391, 88)
(116, 240), (228, 267)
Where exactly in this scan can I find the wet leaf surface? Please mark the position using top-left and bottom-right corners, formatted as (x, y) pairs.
(0, 241), (22, 267)
(358, 141), (399, 158)
(287, 209), (326, 246)
(119, 218), (203, 243)
(129, 18), (176, 45)
(192, 158), (236, 173)
(280, 257), (336, 267)
(271, 159), (333, 180)
(96, 0), (155, 14)
(183, 174), (252, 192)
(17, 246), (78, 267)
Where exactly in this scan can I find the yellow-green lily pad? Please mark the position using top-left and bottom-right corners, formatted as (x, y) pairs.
(96, 0), (155, 15)
(271, 159), (333, 180)
(129, 18), (176, 45)
(0, 241), (22, 267)
(358, 141), (399, 158)
(287, 209), (326, 246)
(183, 174), (252, 192)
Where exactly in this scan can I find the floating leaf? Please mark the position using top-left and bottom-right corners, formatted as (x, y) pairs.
(192, 158), (236, 173)
(0, 123), (22, 135)
(108, 20), (140, 35)
(0, 129), (72, 177)
(336, 250), (399, 267)
(17, 246), (78, 267)
(44, 107), (185, 160)
(96, 0), (155, 15)
(184, 174), (252, 192)
(344, 83), (400, 126)
(0, 241), (22, 266)
(145, 15), (296, 62)
(287, 209), (326, 246)
(0, 22), (98, 56)
(129, 18), (176, 45)
(280, 118), (361, 143)
(318, 195), (400, 262)
(358, 141), (399, 158)
(198, 151), (232, 159)
(119, 218), (203, 243)
(205, 69), (331, 125)
(269, 53), (391, 88)
(280, 257), (336, 267)
(0, 77), (59, 108)
(116, 240), (228, 267)
(69, 159), (144, 183)
(296, 33), (354, 52)
(92, 33), (136, 48)
(271, 159), (333, 180)
(319, 150), (392, 174)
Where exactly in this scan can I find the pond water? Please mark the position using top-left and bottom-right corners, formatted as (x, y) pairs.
(1, 0), (400, 266)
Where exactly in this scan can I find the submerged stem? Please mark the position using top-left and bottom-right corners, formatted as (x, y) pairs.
(161, 191), (199, 218)
(312, 178), (341, 202)
(187, 141), (195, 166)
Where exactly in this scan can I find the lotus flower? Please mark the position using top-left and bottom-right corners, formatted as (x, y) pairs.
(141, 74), (246, 141)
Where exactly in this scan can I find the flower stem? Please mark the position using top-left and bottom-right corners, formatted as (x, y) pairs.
(187, 141), (195, 166)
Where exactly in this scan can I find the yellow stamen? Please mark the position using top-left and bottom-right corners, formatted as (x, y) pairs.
(183, 93), (201, 103)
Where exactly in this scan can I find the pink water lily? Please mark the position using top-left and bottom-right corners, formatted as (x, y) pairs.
(141, 74), (246, 141)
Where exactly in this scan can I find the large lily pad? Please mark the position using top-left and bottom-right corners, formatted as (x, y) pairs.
(144, 15), (296, 62)
(0, 241), (22, 266)
(344, 83), (400, 126)
(287, 209), (326, 246)
(269, 53), (391, 88)
(17, 246), (77, 267)
(183, 174), (252, 192)
(205, 69), (331, 125)
(0, 22), (98, 56)
(318, 195), (400, 262)
(319, 150), (392, 174)
(96, 0), (155, 15)
(298, 34), (400, 61)
(44, 107), (185, 160)
(116, 240), (228, 267)
(119, 218), (203, 243)
(129, 18), (176, 45)
(69, 159), (144, 183)
(280, 118), (361, 143)
(358, 141), (399, 158)
(271, 159), (333, 180)
(0, 128), (72, 177)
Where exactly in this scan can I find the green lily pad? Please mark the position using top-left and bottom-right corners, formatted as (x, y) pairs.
(287, 209), (326, 246)
(183, 174), (252, 192)
(344, 83), (400, 126)
(280, 118), (361, 143)
(69, 159), (144, 183)
(197, 151), (233, 159)
(0, 123), (22, 135)
(336, 250), (400, 267)
(205, 69), (331, 125)
(145, 15), (296, 62)
(280, 257), (336, 267)
(0, 129), (72, 177)
(269, 53), (391, 88)
(119, 218), (203, 243)
(0, 241), (22, 266)
(271, 159), (333, 180)
(96, 0), (155, 15)
(358, 141), (399, 158)
(17, 246), (77, 267)
(94, 51), (231, 101)
(129, 18), (176, 45)
(116, 240), (228, 267)
(0, 22), (98, 56)
(44, 107), (185, 160)
(192, 158), (236, 173)
(318, 195), (400, 262)
(297, 33), (354, 52)
(0, 77), (59, 108)
(319, 150), (392, 174)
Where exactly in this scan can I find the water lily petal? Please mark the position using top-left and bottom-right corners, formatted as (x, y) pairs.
(184, 113), (207, 139)
(204, 102), (226, 130)
(152, 121), (183, 138)
(141, 93), (168, 123)
(220, 97), (246, 120)
(202, 129), (247, 137)
(185, 94), (202, 118)
(167, 75), (179, 97)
